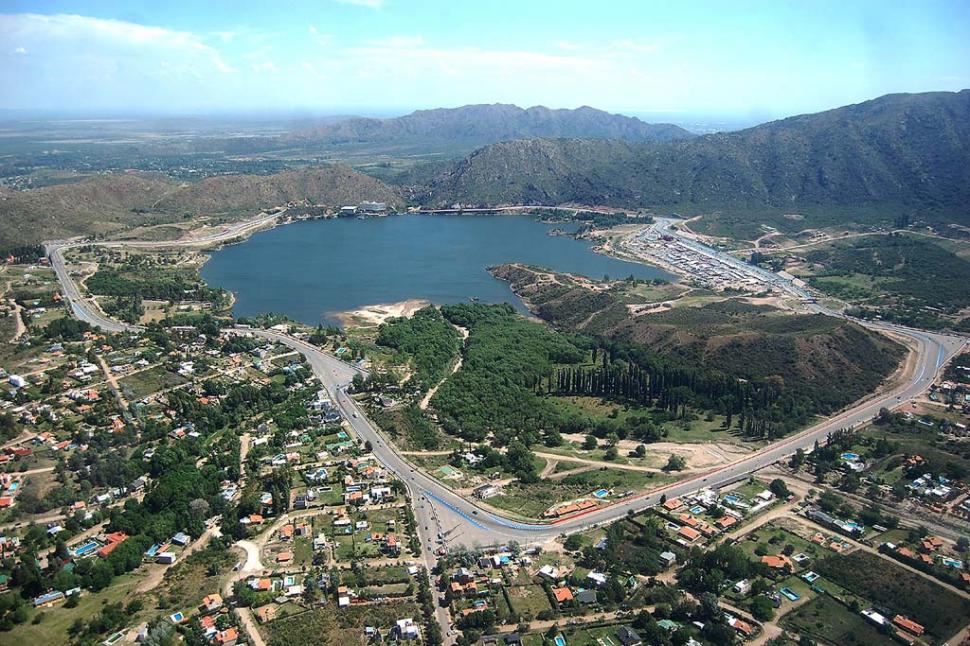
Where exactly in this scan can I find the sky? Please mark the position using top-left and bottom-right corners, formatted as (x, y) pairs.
(1, 0), (969, 121)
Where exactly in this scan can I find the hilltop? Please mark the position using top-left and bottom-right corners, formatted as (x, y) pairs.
(417, 90), (970, 228)
(490, 263), (904, 416)
(0, 166), (401, 250)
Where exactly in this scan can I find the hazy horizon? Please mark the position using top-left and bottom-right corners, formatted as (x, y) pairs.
(2, 0), (969, 120)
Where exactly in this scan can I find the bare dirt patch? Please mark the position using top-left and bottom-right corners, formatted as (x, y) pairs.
(335, 299), (430, 327)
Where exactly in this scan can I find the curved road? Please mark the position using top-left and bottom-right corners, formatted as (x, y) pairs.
(46, 213), (966, 547)
(249, 324), (963, 547)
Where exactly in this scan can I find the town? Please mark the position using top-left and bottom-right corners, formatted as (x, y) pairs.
(1, 233), (969, 646)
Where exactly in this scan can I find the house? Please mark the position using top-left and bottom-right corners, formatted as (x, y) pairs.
(394, 618), (419, 640)
(552, 587), (573, 603)
(473, 484), (501, 500)
(256, 605), (278, 623)
(616, 626), (643, 646)
(503, 633), (522, 645)
(213, 627), (239, 646)
(861, 609), (888, 627)
(733, 579), (751, 596)
(761, 554), (794, 572)
(537, 564), (559, 580)
(716, 515), (738, 530)
(587, 571), (608, 587)
(276, 551), (293, 564)
(575, 590), (597, 605)
(727, 616), (754, 638)
(201, 593), (223, 613)
(678, 526), (701, 542)
(892, 615), (925, 636)
(98, 532), (129, 558)
(171, 532), (191, 546)
(659, 551), (677, 568)
(33, 590), (65, 607)
(156, 552), (177, 565)
(250, 578), (272, 591)
(662, 498), (682, 511)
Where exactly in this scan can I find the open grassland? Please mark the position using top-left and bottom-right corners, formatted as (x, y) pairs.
(814, 551), (970, 641)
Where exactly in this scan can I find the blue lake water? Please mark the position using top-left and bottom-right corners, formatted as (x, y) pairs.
(201, 214), (670, 325)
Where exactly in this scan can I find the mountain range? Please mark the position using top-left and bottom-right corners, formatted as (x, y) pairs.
(415, 90), (970, 225)
(293, 103), (691, 145)
(3, 90), (969, 251)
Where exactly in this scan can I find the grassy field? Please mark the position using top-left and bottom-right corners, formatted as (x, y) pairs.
(118, 365), (189, 400)
(263, 600), (421, 646)
(550, 395), (742, 446)
(488, 469), (675, 518)
(782, 594), (895, 646)
(13, 573), (146, 644)
(506, 584), (552, 620)
(814, 551), (970, 641)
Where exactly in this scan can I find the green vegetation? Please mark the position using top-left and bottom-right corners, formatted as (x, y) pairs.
(119, 366), (189, 400)
(86, 268), (224, 303)
(431, 303), (585, 445)
(369, 405), (454, 451)
(494, 264), (904, 439)
(375, 306), (462, 390)
(418, 91), (970, 233)
(264, 600), (421, 646)
(799, 234), (970, 329)
(814, 551), (970, 639)
(782, 594), (894, 646)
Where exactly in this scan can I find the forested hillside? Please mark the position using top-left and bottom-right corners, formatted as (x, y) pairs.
(490, 264), (904, 433)
(416, 90), (970, 227)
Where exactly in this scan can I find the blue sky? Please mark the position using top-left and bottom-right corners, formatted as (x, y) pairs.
(1, 0), (968, 120)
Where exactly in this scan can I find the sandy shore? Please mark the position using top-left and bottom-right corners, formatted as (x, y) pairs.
(336, 299), (430, 326)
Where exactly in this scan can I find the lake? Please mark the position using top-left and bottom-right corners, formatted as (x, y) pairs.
(201, 214), (670, 325)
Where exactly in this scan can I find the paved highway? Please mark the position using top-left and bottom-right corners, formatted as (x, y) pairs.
(246, 322), (963, 547)
(45, 210), (283, 333)
(46, 212), (966, 548)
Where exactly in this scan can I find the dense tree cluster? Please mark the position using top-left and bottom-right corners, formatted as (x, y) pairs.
(376, 306), (462, 391)
(431, 304), (584, 445)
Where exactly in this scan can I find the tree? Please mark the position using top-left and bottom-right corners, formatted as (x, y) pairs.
(956, 536), (969, 553)
(583, 434), (598, 450)
(664, 455), (686, 471)
(769, 479), (790, 499)
(564, 535), (583, 551)
(750, 595), (775, 621)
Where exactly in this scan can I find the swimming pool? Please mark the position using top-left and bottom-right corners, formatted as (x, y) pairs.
(73, 541), (100, 557)
(722, 494), (740, 505)
(593, 489), (609, 499)
(841, 452), (860, 461)
(779, 587), (800, 601)
(554, 635), (566, 646)
(690, 505), (704, 514)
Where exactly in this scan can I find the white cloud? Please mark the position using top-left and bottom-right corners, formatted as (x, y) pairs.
(333, 0), (384, 8)
(13, 46), (27, 54)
